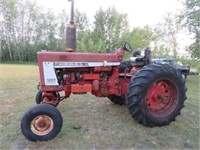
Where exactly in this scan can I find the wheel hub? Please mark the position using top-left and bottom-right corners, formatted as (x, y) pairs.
(31, 115), (54, 136)
(146, 80), (178, 116)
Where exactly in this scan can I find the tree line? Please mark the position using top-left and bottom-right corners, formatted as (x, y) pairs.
(0, 0), (199, 62)
(0, 0), (67, 61)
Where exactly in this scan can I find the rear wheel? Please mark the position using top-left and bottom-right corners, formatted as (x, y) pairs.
(108, 95), (126, 105)
(126, 64), (187, 127)
(181, 71), (187, 79)
(21, 104), (63, 141)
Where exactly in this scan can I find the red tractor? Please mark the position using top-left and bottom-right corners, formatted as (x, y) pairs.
(20, 1), (187, 141)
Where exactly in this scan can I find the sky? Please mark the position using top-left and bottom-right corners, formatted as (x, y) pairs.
(35, 0), (193, 54)
(35, 0), (183, 28)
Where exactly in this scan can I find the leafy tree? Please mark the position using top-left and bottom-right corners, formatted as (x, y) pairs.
(0, 0), (69, 62)
(75, 9), (89, 32)
(1, 1), (172, 62)
(76, 7), (129, 53)
(93, 7), (106, 49)
(122, 26), (156, 50)
(180, 0), (200, 58)
(152, 44), (171, 58)
(74, 9), (92, 52)
(93, 7), (129, 52)
(0, 0), (17, 61)
(161, 13), (180, 60)
(151, 12), (181, 60)
(56, 10), (68, 51)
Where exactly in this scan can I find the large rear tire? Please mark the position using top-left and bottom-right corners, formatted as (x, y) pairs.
(181, 71), (187, 80)
(126, 64), (187, 127)
(108, 95), (126, 105)
(21, 104), (63, 141)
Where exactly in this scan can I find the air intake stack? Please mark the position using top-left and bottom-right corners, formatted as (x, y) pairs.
(66, 0), (76, 52)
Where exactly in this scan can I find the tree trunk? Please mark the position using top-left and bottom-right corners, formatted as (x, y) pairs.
(7, 39), (13, 61)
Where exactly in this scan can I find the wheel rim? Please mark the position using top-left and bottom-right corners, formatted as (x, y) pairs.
(145, 79), (178, 117)
(31, 115), (54, 136)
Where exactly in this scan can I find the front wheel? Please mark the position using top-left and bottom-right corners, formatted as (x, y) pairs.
(35, 90), (60, 106)
(35, 90), (43, 104)
(21, 104), (63, 141)
(126, 64), (187, 127)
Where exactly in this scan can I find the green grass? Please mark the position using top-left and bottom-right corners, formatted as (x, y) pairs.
(0, 64), (199, 149)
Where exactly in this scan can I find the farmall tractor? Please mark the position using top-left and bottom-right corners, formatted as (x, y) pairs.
(21, 0), (187, 141)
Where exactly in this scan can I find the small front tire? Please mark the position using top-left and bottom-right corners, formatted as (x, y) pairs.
(35, 91), (60, 106)
(21, 104), (63, 141)
(35, 90), (43, 104)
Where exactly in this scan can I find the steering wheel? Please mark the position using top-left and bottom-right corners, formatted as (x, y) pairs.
(122, 42), (132, 53)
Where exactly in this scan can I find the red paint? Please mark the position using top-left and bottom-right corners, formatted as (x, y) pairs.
(71, 84), (92, 93)
(145, 80), (178, 117)
(130, 67), (142, 75)
(37, 47), (143, 105)
(83, 74), (100, 80)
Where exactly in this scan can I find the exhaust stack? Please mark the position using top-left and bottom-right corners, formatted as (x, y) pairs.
(66, 0), (76, 52)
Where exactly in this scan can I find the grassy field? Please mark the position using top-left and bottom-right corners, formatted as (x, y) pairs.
(0, 64), (199, 149)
